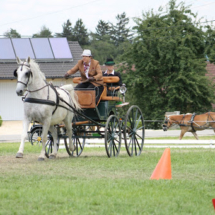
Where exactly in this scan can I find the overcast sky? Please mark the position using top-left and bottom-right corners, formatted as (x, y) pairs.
(0, 0), (215, 37)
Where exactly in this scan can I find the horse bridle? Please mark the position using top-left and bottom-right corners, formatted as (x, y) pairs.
(14, 62), (32, 87)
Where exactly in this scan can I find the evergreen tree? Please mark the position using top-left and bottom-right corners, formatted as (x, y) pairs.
(110, 12), (133, 46)
(55, 19), (73, 41)
(121, 0), (215, 128)
(71, 19), (89, 45)
(4, 28), (21, 38)
(93, 20), (110, 40)
(32, 26), (53, 38)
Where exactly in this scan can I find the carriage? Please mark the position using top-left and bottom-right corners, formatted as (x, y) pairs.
(43, 76), (145, 158)
(15, 57), (145, 160)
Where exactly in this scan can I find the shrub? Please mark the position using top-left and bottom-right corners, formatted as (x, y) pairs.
(0, 116), (2, 127)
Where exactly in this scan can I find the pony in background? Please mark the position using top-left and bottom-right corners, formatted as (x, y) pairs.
(162, 112), (215, 140)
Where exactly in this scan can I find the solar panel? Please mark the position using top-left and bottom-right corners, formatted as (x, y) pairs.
(31, 38), (54, 59)
(12, 38), (35, 59)
(0, 39), (16, 59)
(49, 38), (73, 59)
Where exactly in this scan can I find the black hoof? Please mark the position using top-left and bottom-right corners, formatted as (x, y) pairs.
(16, 153), (23, 158)
(49, 155), (56, 159)
(38, 157), (45, 161)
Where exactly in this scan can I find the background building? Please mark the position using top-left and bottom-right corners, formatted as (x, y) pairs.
(0, 38), (82, 120)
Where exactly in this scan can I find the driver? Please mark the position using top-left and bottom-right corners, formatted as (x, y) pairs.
(64, 49), (104, 104)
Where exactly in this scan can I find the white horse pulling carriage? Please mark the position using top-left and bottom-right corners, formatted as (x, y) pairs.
(14, 57), (145, 160)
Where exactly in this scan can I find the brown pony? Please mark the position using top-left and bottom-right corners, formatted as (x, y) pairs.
(162, 112), (215, 140)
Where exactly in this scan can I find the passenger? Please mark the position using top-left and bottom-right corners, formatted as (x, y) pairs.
(64, 49), (104, 104)
(102, 58), (122, 95)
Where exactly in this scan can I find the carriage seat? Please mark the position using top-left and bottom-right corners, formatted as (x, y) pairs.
(73, 77), (122, 108)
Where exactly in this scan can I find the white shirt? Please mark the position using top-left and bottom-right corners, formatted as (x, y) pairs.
(84, 61), (91, 79)
(104, 70), (115, 75)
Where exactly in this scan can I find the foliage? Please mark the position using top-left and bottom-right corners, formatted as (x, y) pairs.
(109, 12), (133, 46)
(32, 26), (53, 38)
(120, 0), (215, 129)
(3, 28), (21, 38)
(0, 143), (215, 214)
(0, 116), (2, 127)
(55, 19), (73, 40)
(92, 20), (110, 41)
(71, 19), (89, 46)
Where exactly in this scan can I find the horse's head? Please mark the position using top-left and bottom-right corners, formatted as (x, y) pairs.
(14, 56), (33, 96)
(162, 115), (172, 131)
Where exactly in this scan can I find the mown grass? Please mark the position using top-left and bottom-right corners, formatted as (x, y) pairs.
(0, 142), (215, 214)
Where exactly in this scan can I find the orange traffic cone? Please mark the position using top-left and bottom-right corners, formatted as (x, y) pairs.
(150, 148), (172, 180)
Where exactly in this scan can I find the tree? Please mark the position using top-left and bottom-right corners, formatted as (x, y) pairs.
(121, 0), (215, 128)
(55, 19), (73, 41)
(110, 12), (133, 46)
(88, 35), (117, 64)
(32, 26), (53, 38)
(4, 28), (21, 38)
(93, 20), (110, 40)
(71, 19), (89, 45)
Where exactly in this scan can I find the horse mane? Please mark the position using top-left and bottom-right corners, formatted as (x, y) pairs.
(29, 59), (46, 80)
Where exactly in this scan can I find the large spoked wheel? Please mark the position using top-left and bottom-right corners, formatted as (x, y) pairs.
(30, 127), (42, 146)
(124, 105), (145, 156)
(105, 115), (121, 158)
(64, 126), (86, 157)
(45, 133), (59, 158)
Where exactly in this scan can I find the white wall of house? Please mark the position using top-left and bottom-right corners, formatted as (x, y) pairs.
(0, 79), (75, 121)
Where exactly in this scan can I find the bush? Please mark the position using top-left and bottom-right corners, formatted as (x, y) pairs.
(0, 116), (2, 127)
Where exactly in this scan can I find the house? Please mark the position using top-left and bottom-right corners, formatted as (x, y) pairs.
(0, 38), (83, 121)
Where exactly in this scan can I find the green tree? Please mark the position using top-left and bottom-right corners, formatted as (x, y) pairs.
(32, 26), (53, 38)
(55, 19), (73, 40)
(93, 20), (110, 41)
(110, 12), (133, 46)
(121, 0), (215, 128)
(3, 28), (21, 38)
(71, 19), (89, 45)
(88, 35), (117, 64)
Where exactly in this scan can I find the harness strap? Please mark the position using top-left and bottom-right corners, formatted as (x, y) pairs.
(49, 83), (59, 115)
(24, 98), (56, 106)
(190, 113), (196, 132)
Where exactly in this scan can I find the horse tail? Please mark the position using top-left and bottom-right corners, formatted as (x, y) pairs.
(60, 84), (81, 111)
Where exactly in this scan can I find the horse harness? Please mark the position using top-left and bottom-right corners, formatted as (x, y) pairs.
(179, 112), (215, 132)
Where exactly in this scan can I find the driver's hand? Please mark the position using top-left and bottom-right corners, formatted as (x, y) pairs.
(64, 73), (70, 79)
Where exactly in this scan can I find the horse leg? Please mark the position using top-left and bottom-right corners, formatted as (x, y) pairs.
(38, 121), (51, 161)
(64, 113), (75, 152)
(192, 132), (199, 140)
(179, 129), (186, 140)
(49, 125), (58, 159)
(16, 118), (31, 158)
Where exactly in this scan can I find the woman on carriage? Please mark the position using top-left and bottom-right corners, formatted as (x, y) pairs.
(64, 49), (104, 104)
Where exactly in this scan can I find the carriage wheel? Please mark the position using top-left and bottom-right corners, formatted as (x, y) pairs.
(124, 105), (145, 156)
(45, 133), (59, 158)
(105, 115), (121, 158)
(64, 126), (86, 157)
(30, 127), (42, 145)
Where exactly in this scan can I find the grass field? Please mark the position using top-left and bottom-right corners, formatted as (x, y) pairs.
(0, 142), (215, 215)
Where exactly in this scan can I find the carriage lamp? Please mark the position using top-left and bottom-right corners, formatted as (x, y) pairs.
(120, 84), (127, 102)
(120, 84), (127, 95)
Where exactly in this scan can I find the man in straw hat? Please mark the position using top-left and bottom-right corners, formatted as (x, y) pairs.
(64, 49), (104, 104)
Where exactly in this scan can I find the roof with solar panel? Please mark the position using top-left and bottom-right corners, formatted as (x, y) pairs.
(0, 38), (82, 79)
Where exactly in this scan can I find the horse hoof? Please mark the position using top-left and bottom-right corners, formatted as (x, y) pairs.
(49, 155), (56, 159)
(16, 153), (23, 158)
(38, 157), (45, 161)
